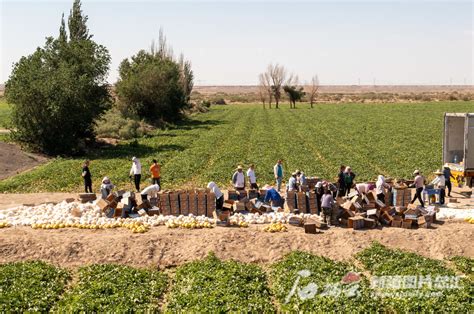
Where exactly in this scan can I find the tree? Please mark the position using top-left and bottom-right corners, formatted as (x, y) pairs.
(267, 63), (287, 109)
(257, 83), (267, 109)
(258, 73), (273, 109)
(306, 75), (320, 108)
(5, 0), (110, 155)
(116, 30), (193, 124)
(283, 75), (305, 109)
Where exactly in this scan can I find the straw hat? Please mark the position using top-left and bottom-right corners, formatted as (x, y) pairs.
(413, 170), (420, 175)
(236, 165), (243, 170)
(433, 169), (444, 175)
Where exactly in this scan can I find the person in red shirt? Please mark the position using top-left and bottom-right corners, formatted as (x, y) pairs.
(150, 159), (161, 186)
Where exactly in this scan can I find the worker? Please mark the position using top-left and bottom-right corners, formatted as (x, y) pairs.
(150, 159), (161, 186)
(140, 183), (160, 201)
(287, 172), (298, 191)
(355, 183), (375, 196)
(431, 169), (446, 205)
(410, 170), (425, 207)
(321, 189), (335, 226)
(129, 157), (142, 192)
(375, 175), (391, 203)
(443, 165), (455, 197)
(207, 182), (224, 211)
(314, 181), (324, 215)
(232, 165), (245, 190)
(100, 177), (114, 199)
(247, 164), (258, 189)
(274, 159), (284, 192)
(296, 170), (307, 187)
(263, 185), (283, 207)
(336, 165), (346, 198)
(82, 160), (92, 193)
(344, 166), (356, 196)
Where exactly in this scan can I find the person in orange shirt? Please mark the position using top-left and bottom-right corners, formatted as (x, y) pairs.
(150, 159), (161, 186)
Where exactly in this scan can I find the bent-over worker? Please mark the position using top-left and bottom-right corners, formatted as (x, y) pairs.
(141, 183), (160, 201)
(232, 165), (245, 190)
(100, 177), (114, 199)
(207, 182), (224, 211)
(355, 183), (375, 195)
(263, 185), (284, 207)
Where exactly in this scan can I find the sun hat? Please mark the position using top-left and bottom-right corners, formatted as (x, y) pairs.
(433, 169), (444, 175)
(413, 170), (420, 175)
(236, 165), (243, 170)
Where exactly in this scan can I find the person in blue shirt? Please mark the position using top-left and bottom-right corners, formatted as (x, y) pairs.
(263, 185), (284, 207)
(273, 159), (284, 192)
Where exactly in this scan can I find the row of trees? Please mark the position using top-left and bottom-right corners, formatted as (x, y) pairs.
(5, 0), (193, 155)
(258, 64), (320, 109)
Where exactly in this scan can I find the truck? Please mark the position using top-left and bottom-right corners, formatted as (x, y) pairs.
(443, 113), (474, 188)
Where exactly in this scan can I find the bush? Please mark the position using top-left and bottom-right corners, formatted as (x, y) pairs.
(214, 98), (227, 105)
(95, 109), (149, 140)
(0, 261), (70, 312)
(5, 1), (110, 155)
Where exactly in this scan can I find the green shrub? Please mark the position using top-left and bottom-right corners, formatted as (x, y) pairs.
(450, 256), (473, 275)
(166, 253), (274, 312)
(56, 264), (167, 312)
(95, 108), (149, 139)
(0, 261), (70, 312)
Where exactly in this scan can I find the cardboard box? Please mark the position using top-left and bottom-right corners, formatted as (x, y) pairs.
(304, 223), (317, 234)
(233, 201), (246, 212)
(402, 219), (413, 229)
(342, 201), (356, 211)
(228, 190), (239, 201)
(96, 199), (109, 211)
(364, 218), (376, 228)
(289, 216), (304, 227)
(223, 201), (234, 211)
(391, 217), (402, 228)
(248, 189), (259, 199)
(349, 217), (364, 230)
(106, 193), (116, 202)
(340, 218), (348, 227)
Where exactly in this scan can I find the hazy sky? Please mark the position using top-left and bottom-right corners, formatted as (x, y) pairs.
(1, 0), (473, 85)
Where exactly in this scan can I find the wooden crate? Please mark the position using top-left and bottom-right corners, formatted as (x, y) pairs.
(304, 223), (317, 234)
(296, 192), (308, 213)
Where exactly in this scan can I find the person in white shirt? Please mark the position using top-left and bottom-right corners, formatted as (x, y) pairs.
(140, 183), (160, 201)
(207, 182), (224, 210)
(100, 177), (115, 199)
(287, 172), (298, 191)
(129, 157), (142, 192)
(296, 170), (307, 188)
(430, 169), (446, 205)
(375, 175), (391, 204)
(232, 165), (245, 190)
(247, 164), (258, 189)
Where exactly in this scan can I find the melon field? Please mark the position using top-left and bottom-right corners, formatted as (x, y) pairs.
(1, 243), (472, 312)
(0, 101), (472, 193)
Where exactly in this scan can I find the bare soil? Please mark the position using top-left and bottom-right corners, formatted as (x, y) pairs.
(0, 142), (48, 180)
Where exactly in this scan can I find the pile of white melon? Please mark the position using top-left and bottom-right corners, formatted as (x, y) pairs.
(164, 215), (215, 229)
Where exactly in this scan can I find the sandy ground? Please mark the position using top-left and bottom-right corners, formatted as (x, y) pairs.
(0, 142), (48, 180)
(0, 221), (472, 269)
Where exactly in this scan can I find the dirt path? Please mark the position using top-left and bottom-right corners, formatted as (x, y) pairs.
(0, 221), (472, 269)
(0, 193), (78, 210)
(0, 142), (48, 180)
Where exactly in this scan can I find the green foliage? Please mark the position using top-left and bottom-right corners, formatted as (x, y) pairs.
(95, 108), (149, 139)
(0, 98), (11, 128)
(0, 261), (70, 312)
(5, 0), (110, 155)
(166, 253), (274, 312)
(283, 85), (305, 108)
(270, 251), (378, 312)
(56, 264), (167, 312)
(0, 101), (473, 192)
(450, 256), (473, 275)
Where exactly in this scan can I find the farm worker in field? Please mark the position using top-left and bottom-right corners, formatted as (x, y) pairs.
(149, 159), (161, 186)
(207, 182), (224, 211)
(430, 169), (446, 205)
(314, 181), (324, 215)
(443, 165), (455, 197)
(336, 165), (346, 198)
(410, 170), (425, 207)
(100, 177), (115, 199)
(263, 184), (284, 207)
(247, 164), (258, 189)
(344, 167), (356, 196)
(287, 172), (298, 192)
(274, 159), (284, 191)
(140, 183), (160, 201)
(355, 183), (375, 196)
(375, 175), (391, 204)
(81, 160), (93, 193)
(232, 165), (245, 190)
(129, 157), (142, 192)
(296, 170), (307, 187)
(321, 189), (335, 226)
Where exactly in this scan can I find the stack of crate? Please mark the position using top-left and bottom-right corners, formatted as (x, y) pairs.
(189, 191), (197, 215)
(307, 191), (318, 214)
(286, 191), (296, 210)
(179, 191), (189, 216)
(296, 192), (308, 213)
(197, 190), (207, 216)
(159, 192), (171, 215)
(392, 188), (412, 207)
(170, 192), (180, 216)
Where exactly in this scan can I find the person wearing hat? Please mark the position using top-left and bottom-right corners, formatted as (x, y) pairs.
(232, 165), (246, 190)
(410, 170), (425, 207)
(207, 182), (224, 210)
(287, 172), (298, 192)
(336, 165), (346, 198)
(314, 181), (324, 215)
(129, 157), (142, 192)
(344, 166), (356, 196)
(100, 177), (115, 199)
(443, 165), (455, 197)
(141, 183), (160, 201)
(375, 175), (391, 203)
(247, 164), (258, 189)
(430, 169), (446, 205)
(273, 159), (284, 192)
(296, 170), (307, 188)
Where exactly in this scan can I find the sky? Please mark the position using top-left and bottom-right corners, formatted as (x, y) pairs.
(1, 0), (473, 85)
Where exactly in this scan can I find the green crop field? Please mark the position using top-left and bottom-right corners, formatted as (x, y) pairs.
(0, 98), (11, 129)
(0, 101), (472, 193)
(1, 244), (472, 312)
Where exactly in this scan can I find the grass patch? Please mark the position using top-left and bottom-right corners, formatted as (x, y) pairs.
(55, 264), (167, 312)
(0, 98), (11, 129)
(450, 256), (473, 276)
(0, 261), (70, 312)
(165, 253), (274, 312)
(269, 251), (378, 312)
